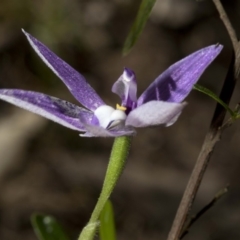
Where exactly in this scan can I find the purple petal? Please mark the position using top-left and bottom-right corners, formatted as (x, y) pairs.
(80, 125), (135, 137)
(79, 114), (136, 137)
(0, 89), (93, 131)
(126, 101), (187, 128)
(22, 30), (105, 111)
(112, 68), (137, 111)
(138, 44), (223, 105)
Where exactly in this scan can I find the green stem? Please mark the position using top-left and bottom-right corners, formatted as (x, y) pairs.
(78, 136), (132, 240)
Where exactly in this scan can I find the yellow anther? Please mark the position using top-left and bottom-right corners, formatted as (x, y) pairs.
(116, 104), (127, 111)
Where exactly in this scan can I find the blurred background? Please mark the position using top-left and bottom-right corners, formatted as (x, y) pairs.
(0, 0), (240, 239)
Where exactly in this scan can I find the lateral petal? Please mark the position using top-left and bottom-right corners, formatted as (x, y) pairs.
(80, 125), (135, 137)
(138, 44), (223, 105)
(0, 89), (93, 131)
(22, 30), (105, 111)
(79, 114), (135, 137)
(126, 101), (186, 127)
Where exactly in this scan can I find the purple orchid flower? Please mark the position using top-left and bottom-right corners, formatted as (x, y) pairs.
(0, 30), (222, 137)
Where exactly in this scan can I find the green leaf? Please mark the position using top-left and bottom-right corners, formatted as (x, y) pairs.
(193, 84), (235, 117)
(122, 0), (157, 55)
(31, 214), (70, 240)
(99, 200), (116, 240)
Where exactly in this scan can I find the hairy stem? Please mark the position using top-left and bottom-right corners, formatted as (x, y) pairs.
(78, 136), (132, 240)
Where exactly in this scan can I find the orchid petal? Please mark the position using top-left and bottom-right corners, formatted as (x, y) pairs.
(0, 89), (93, 131)
(80, 125), (135, 137)
(138, 44), (223, 105)
(79, 114), (135, 137)
(126, 100), (186, 127)
(22, 29), (105, 111)
(112, 68), (137, 110)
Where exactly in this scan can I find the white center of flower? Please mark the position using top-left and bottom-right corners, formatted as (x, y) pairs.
(94, 105), (127, 129)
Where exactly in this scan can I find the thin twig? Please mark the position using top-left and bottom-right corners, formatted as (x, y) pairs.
(212, 0), (238, 52)
(180, 186), (229, 239)
(167, 1), (240, 240)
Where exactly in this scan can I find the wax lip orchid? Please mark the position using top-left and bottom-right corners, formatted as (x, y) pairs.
(0, 30), (222, 137)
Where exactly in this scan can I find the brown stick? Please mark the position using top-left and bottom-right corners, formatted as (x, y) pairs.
(212, 0), (238, 52)
(180, 186), (229, 239)
(166, 1), (240, 240)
